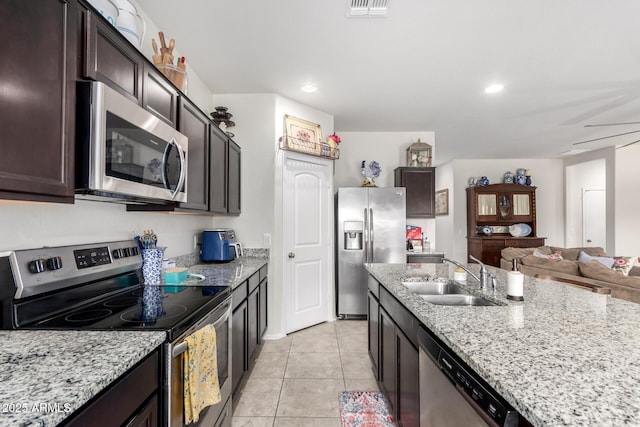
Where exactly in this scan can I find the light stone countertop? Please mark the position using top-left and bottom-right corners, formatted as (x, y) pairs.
(0, 330), (165, 427)
(0, 257), (267, 426)
(187, 256), (268, 290)
(365, 262), (640, 427)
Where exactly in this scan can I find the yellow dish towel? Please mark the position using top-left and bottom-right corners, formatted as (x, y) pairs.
(183, 324), (221, 424)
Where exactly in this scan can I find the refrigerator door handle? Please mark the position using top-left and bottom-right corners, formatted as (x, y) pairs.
(369, 208), (374, 262)
(363, 208), (369, 262)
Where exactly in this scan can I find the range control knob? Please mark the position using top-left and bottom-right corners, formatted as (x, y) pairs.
(123, 247), (132, 257)
(46, 256), (63, 271)
(28, 259), (46, 273)
(112, 248), (123, 259)
(130, 246), (139, 256)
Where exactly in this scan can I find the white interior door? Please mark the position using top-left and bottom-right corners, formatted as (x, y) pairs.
(283, 153), (333, 334)
(582, 188), (606, 248)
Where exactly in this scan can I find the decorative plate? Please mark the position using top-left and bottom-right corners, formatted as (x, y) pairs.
(509, 223), (532, 237)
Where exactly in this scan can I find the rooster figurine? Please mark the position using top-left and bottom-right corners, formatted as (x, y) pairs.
(361, 160), (381, 187)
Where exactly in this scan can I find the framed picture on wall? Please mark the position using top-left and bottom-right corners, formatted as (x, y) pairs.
(435, 189), (449, 216)
(284, 114), (323, 155)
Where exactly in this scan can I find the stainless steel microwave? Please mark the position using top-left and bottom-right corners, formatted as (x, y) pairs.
(75, 81), (188, 203)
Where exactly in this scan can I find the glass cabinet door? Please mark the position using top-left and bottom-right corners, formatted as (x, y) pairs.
(513, 194), (530, 215)
(477, 194), (496, 216)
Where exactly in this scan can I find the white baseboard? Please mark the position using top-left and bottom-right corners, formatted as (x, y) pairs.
(262, 332), (287, 340)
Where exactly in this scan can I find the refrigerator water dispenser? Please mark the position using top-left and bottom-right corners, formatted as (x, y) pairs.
(343, 221), (363, 250)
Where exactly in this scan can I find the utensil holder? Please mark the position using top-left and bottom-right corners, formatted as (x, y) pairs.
(142, 247), (166, 285)
(157, 64), (188, 94)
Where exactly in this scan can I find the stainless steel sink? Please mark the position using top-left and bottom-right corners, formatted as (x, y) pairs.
(401, 280), (468, 295)
(420, 294), (497, 306)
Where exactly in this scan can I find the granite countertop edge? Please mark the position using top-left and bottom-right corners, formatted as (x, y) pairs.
(187, 256), (268, 290)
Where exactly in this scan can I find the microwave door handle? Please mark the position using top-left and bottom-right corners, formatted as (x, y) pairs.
(162, 137), (186, 200)
(172, 139), (186, 200)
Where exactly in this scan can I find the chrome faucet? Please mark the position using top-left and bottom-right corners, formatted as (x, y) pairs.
(442, 256), (496, 292)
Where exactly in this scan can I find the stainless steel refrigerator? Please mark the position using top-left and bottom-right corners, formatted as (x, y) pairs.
(336, 187), (406, 318)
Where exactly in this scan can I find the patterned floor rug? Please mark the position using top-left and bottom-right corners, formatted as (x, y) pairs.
(339, 391), (396, 427)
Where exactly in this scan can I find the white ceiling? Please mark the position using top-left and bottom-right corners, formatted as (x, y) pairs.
(136, 0), (640, 164)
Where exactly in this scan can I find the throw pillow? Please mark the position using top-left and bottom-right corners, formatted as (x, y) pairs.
(578, 251), (615, 268)
(579, 260), (640, 288)
(611, 256), (635, 276)
(534, 249), (563, 260)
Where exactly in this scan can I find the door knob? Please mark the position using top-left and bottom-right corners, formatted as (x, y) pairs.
(288, 252), (295, 258)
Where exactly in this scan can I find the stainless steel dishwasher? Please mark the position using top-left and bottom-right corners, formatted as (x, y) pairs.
(418, 327), (520, 427)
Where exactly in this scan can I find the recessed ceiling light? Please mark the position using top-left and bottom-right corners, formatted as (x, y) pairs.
(484, 84), (504, 94)
(301, 84), (317, 93)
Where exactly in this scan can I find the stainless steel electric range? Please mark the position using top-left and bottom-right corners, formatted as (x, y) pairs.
(0, 240), (232, 427)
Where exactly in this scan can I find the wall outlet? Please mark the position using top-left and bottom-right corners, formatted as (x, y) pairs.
(193, 234), (201, 250)
(263, 233), (272, 247)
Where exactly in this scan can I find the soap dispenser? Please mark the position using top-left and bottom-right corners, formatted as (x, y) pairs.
(507, 259), (524, 301)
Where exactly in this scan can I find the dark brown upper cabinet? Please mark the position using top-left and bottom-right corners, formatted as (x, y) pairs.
(394, 167), (436, 218)
(177, 97), (210, 211)
(227, 140), (241, 215)
(0, 0), (79, 203)
(209, 126), (241, 215)
(82, 5), (177, 127)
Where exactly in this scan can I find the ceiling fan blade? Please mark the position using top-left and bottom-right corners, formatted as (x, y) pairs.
(585, 121), (640, 127)
(573, 129), (640, 145)
(616, 139), (640, 149)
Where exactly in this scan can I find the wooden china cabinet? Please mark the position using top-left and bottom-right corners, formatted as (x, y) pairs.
(466, 184), (546, 267)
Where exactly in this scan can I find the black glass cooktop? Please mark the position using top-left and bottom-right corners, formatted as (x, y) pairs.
(12, 272), (230, 341)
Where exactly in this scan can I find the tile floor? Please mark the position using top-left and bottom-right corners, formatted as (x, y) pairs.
(232, 320), (378, 426)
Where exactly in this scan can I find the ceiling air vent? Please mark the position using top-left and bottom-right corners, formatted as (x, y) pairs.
(347, 0), (390, 17)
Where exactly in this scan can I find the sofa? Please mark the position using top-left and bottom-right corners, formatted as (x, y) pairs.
(500, 246), (640, 303)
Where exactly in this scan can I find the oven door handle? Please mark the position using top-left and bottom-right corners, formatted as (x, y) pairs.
(162, 137), (186, 200)
(172, 301), (231, 358)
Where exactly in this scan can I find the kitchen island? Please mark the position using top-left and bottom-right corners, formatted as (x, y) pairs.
(366, 262), (640, 427)
(0, 330), (165, 427)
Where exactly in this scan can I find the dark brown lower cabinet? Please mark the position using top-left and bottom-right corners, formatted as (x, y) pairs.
(231, 267), (268, 395)
(65, 350), (159, 426)
(380, 307), (397, 414)
(467, 236), (546, 267)
(247, 286), (259, 364)
(397, 330), (419, 427)
(231, 299), (247, 394)
(259, 278), (268, 339)
(125, 395), (158, 427)
(367, 291), (380, 380)
(375, 284), (420, 427)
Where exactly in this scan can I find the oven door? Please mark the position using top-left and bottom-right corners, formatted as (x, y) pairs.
(168, 296), (232, 427)
(77, 81), (188, 203)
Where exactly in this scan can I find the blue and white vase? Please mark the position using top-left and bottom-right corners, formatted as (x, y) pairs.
(142, 247), (166, 285)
